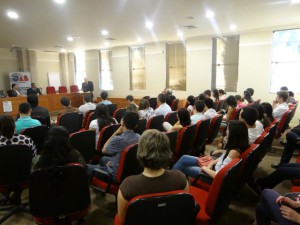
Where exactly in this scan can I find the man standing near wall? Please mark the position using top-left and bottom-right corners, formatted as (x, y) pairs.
(82, 77), (94, 100)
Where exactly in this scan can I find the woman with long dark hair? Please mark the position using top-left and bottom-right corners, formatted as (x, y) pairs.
(163, 108), (191, 132)
(212, 89), (220, 103)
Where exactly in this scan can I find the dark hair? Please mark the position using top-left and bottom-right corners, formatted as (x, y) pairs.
(101, 91), (108, 100)
(137, 130), (172, 169)
(126, 95), (134, 102)
(203, 98), (213, 109)
(219, 89), (226, 95)
(177, 108), (191, 127)
(226, 95), (237, 108)
(212, 89), (219, 102)
(60, 97), (70, 107)
(277, 90), (288, 102)
(240, 106), (258, 126)
(246, 88), (254, 96)
(243, 90), (253, 103)
(0, 115), (15, 139)
(280, 86), (288, 91)
(261, 102), (274, 122)
(158, 93), (166, 103)
(27, 94), (39, 107)
(139, 99), (150, 110)
(226, 120), (249, 152)
(198, 93), (206, 101)
(251, 103), (264, 121)
(95, 104), (115, 131)
(126, 103), (138, 113)
(289, 91), (294, 97)
(203, 90), (211, 97)
(83, 94), (91, 103)
(35, 126), (78, 169)
(142, 96), (150, 100)
(31, 83), (35, 87)
(12, 84), (16, 89)
(194, 100), (205, 113)
(187, 95), (195, 106)
(19, 102), (31, 114)
(123, 112), (139, 129)
(235, 95), (242, 102)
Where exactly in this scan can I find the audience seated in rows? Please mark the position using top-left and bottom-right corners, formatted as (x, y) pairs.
(15, 103), (41, 134)
(164, 88), (176, 107)
(100, 91), (112, 105)
(163, 108), (191, 132)
(79, 94), (96, 115)
(87, 112), (140, 180)
(154, 93), (172, 117)
(203, 98), (218, 120)
(126, 103), (138, 114)
(126, 95), (138, 108)
(235, 94), (246, 109)
(138, 99), (154, 121)
(272, 90), (289, 120)
(60, 97), (79, 115)
(203, 89), (211, 98)
(219, 89), (226, 100)
(212, 89), (220, 103)
(222, 95), (237, 123)
(89, 104), (117, 146)
(190, 100), (205, 124)
(288, 91), (296, 104)
(244, 90), (254, 105)
(117, 129), (189, 224)
(186, 95), (195, 114)
(261, 102), (275, 123)
(251, 103), (271, 129)
(27, 94), (50, 126)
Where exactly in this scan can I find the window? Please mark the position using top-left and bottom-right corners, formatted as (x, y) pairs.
(99, 50), (113, 90)
(211, 36), (239, 92)
(166, 42), (186, 91)
(270, 29), (300, 93)
(74, 51), (86, 87)
(129, 46), (146, 90)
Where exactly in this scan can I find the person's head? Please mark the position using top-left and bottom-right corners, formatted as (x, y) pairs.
(31, 83), (37, 89)
(246, 88), (254, 96)
(95, 103), (109, 118)
(0, 115), (15, 139)
(276, 90), (288, 103)
(177, 108), (191, 127)
(235, 95), (243, 103)
(289, 91), (294, 98)
(280, 86), (288, 92)
(203, 98), (214, 110)
(139, 99), (150, 110)
(226, 120), (249, 152)
(261, 102), (274, 121)
(165, 88), (173, 96)
(203, 90), (211, 98)
(100, 91), (108, 100)
(219, 89), (226, 96)
(251, 103), (264, 121)
(194, 100), (205, 113)
(126, 103), (138, 113)
(12, 84), (18, 90)
(243, 90), (253, 103)
(157, 93), (166, 105)
(239, 106), (258, 126)
(187, 95), (195, 106)
(83, 94), (91, 103)
(27, 94), (39, 107)
(122, 111), (139, 130)
(60, 97), (70, 107)
(226, 95), (237, 108)
(84, 77), (88, 83)
(19, 102), (31, 115)
(198, 93), (206, 101)
(212, 89), (219, 101)
(137, 129), (172, 170)
(142, 96), (150, 100)
(126, 95), (134, 103)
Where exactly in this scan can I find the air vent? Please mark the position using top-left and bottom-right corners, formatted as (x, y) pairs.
(105, 37), (116, 41)
(181, 25), (197, 29)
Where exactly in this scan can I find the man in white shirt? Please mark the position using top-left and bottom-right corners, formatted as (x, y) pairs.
(154, 93), (171, 117)
(191, 100), (205, 124)
(79, 94), (96, 115)
(239, 106), (264, 144)
(203, 98), (218, 120)
(272, 90), (289, 120)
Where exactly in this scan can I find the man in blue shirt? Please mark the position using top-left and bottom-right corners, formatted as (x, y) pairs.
(99, 91), (112, 105)
(15, 102), (41, 134)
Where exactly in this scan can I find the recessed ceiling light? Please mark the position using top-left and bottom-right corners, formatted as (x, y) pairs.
(54, 0), (66, 4)
(145, 21), (154, 29)
(229, 24), (237, 31)
(177, 31), (184, 37)
(137, 37), (142, 42)
(205, 10), (215, 19)
(104, 42), (109, 46)
(67, 36), (74, 41)
(291, 0), (300, 4)
(7, 11), (19, 19)
(101, 30), (109, 36)
(60, 48), (66, 52)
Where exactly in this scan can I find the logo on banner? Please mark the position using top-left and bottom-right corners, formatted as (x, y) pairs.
(11, 73), (29, 83)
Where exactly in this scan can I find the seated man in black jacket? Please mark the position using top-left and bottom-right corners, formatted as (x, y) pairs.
(27, 83), (43, 96)
(27, 94), (50, 126)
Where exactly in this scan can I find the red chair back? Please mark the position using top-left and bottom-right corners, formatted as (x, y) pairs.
(97, 124), (121, 152)
(146, 115), (164, 131)
(58, 86), (68, 93)
(171, 99), (179, 111)
(46, 86), (56, 94)
(148, 98), (157, 109)
(164, 111), (178, 126)
(134, 119), (147, 135)
(70, 85), (79, 93)
(192, 119), (211, 156)
(276, 109), (292, 139)
(113, 108), (126, 123)
(206, 115), (223, 144)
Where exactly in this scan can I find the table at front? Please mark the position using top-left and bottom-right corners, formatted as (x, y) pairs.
(0, 93), (84, 117)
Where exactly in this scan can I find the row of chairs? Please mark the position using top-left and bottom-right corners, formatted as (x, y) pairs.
(45, 85), (79, 94)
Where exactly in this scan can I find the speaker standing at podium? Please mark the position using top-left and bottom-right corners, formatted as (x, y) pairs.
(27, 83), (43, 96)
(82, 77), (94, 100)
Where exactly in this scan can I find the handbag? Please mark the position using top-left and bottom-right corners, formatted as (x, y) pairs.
(197, 155), (214, 168)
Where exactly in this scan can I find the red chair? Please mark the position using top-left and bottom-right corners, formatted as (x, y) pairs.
(146, 115), (164, 131)
(46, 86), (56, 94)
(58, 86), (68, 93)
(56, 112), (83, 134)
(206, 115), (223, 145)
(134, 119), (147, 135)
(148, 98), (157, 109)
(113, 108), (126, 123)
(90, 144), (143, 197)
(97, 124), (121, 153)
(70, 85), (79, 93)
(171, 99), (179, 111)
(164, 111), (178, 126)
(190, 158), (242, 225)
(83, 112), (97, 130)
(192, 119), (211, 156)
(82, 109), (95, 129)
(29, 164), (91, 225)
(107, 104), (118, 117)
(165, 131), (178, 154)
(114, 190), (196, 225)
(275, 109), (293, 139)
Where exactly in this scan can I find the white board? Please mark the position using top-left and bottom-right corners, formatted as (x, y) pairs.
(47, 72), (61, 91)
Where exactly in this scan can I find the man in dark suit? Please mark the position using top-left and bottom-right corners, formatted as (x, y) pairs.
(27, 93), (50, 126)
(8, 84), (21, 97)
(27, 83), (43, 96)
(82, 77), (94, 99)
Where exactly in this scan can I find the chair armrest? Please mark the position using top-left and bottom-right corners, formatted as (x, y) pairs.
(192, 172), (213, 186)
(90, 168), (113, 194)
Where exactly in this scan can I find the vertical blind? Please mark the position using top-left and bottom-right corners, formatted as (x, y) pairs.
(99, 50), (114, 90)
(129, 46), (146, 90)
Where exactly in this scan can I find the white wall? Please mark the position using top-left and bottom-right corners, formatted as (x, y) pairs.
(0, 49), (18, 91)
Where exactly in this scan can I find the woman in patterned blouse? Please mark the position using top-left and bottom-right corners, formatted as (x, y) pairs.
(138, 99), (154, 120)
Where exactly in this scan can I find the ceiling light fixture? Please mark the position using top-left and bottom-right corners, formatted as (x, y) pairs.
(229, 24), (237, 30)
(177, 31), (184, 37)
(67, 36), (74, 41)
(291, 0), (300, 3)
(137, 37), (142, 42)
(101, 30), (109, 36)
(104, 41), (109, 46)
(7, 11), (19, 19)
(54, 0), (66, 4)
(205, 10), (215, 19)
(145, 21), (154, 29)
(60, 48), (66, 52)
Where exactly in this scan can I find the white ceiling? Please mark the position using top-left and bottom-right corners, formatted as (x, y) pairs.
(0, 0), (300, 52)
